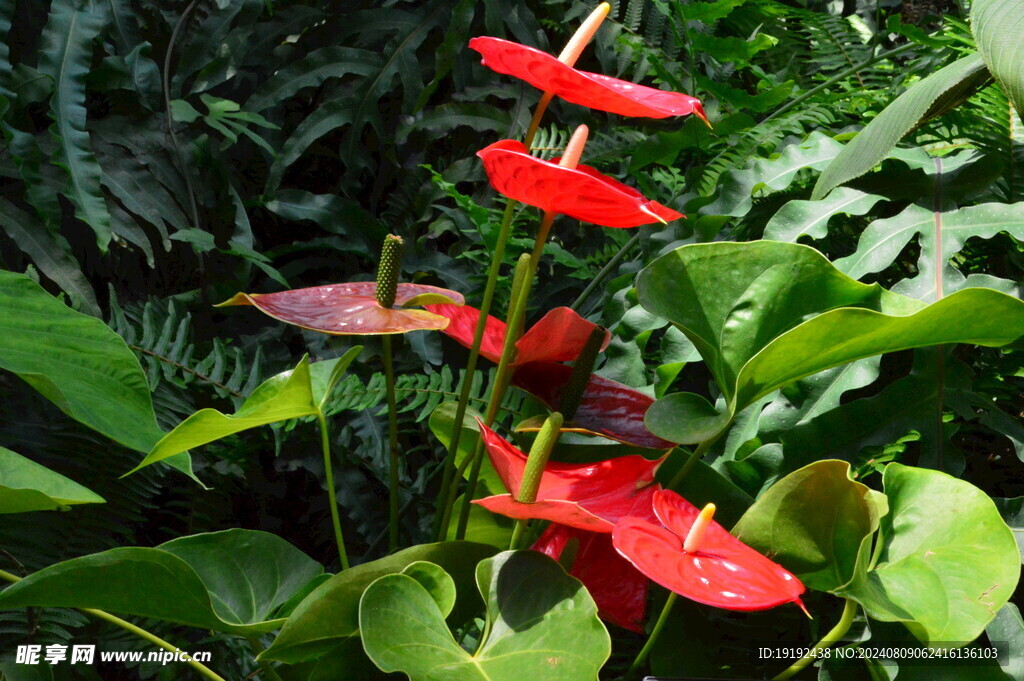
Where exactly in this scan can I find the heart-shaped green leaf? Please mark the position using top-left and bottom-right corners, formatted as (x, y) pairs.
(732, 460), (887, 592)
(0, 446), (105, 514)
(0, 269), (197, 482)
(839, 464), (1021, 645)
(644, 392), (730, 445)
(127, 349), (360, 474)
(0, 529), (323, 635)
(638, 242), (1024, 442)
(260, 541), (497, 663)
(359, 551), (610, 681)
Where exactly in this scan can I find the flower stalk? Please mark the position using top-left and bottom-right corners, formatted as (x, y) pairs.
(510, 412), (564, 549)
(559, 325), (606, 419)
(377, 234), (404, 551)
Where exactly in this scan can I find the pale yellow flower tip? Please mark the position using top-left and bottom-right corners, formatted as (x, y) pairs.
(557, 2), (612, 66)
(558, 124), (590, 170)
(639, 204), (669, 225)
(683, 502), (716, 553)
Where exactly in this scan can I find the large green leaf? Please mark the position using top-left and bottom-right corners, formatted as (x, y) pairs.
(37, 0), (113, 252)
(638, 242), (1024, 441)
(127, 348), (360, 474)
(0, 269), (196, 481)
(260, 541), (497, 663)
(0, 530), (323, 635)
(733, 460), (887, 592)
(359, 551), (610, 681)
(812, 53), (992, 199)
(972, 0), (1024, 119)
(763, 188), (886, 242)
(0, 446), (104, 514)
(839, 464), (1020, 645)
(835, 202), (1024, 301)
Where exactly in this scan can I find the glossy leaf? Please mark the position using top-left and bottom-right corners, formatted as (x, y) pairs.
(219, 281), (464, 335)
(637, 242), (1024, 440)
(359, 550), (610, 680)
(0, 270), (197, 482)
(972, 0), (1024, 118)
(733, 460), (887, 592)
(613, 489), (806, 611)
(839, 464), (1020, 645)
(533, 524), (648, 633)
(514, 362), (673, 449)
(38, 0), (113, 252)
(474, 421), (663, 532)
(126, 350), (360, 474)
(260, 541), (496, 663)
(0, 529), (324, 635)
(644, 392), (730, 445)
(0, 446), (105, 514)
(470, 36), (705, 120)
(812, 53), (991, 199)
(478, 140), (683, 228)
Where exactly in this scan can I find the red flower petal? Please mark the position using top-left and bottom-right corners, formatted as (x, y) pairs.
(473, 421), (662, 532)
(513, 362), (674, 449)
(533, 524), (649, 633)
(612, 490), (806, 611)
(516, 307), (610, 365)
(477, 140), (684, 228)
(218, 282), (463, 335)
(470, 37), (706, 121)
(425, 304), (608, 366)
(424, 303), (507, 363)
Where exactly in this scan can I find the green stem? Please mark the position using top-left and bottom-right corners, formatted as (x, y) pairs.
(0, 569), (227, 681)
(382, 334), (401, 552)
(316, 411), (349, 570)
(246, 637), (286, 681)
(666, 428), (726, 490)
(625, 592), (678, 679)
(773, 599), (858, 680)
(570, 233), (640, 312)
(432, 93), (555, 542)
(455, 254), (533, 539)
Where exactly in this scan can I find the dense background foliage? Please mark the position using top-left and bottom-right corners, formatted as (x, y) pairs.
(1, 0), (1023, 679)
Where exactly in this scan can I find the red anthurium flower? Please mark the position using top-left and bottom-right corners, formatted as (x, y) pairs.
(424, 303), (609, 365)
(613, 489), (806, 611)
(533, 524), (648, 633)
(477, 140), (683, 228)
(426, 304), (670, 449)
(218, 282), (464, 335)
(473, 421), (663, 532)
(470, 37), (708, 123)
(514, 361), (674, 450)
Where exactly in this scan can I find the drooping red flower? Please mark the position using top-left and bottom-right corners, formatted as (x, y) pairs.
(473, 421), (663, 532)
(533, 524), (648, 633)
(477, 140), (683, 228)
(513, 362), (673, 449)
(218, 282), (463, 335)
(470, 37), (707, 122)
(426, 304), (670, 449)
(613, 489), (806, 611)
(424, 303), (609, 365)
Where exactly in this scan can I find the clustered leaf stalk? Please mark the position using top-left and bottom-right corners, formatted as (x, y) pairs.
(377, 233), (404, 551)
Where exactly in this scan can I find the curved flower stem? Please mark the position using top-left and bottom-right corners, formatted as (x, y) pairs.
(624, 592), (678, 679)
(570, 232), (641, 312)
(316, 410), (349, 570)
(0, 569), (227, 681)
(773, 599), (858, 680)
(432, 96), (554, 542)
(382, 334), (401, 552)
(455, 254), (534, 539)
